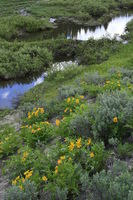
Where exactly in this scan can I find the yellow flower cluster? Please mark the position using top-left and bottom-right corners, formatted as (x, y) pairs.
(104, 80), (121, 90)
(68, 138), (94, 158)
(69, 141), (75, 151)
(54, 155), (66, 174)
(12, 170), (33, 190)
(22, 151), (29, 162)
(21, 121), (50, 134)
(24, 170), (33, 179)
(76, 138), (82, 148)
(12, 176), (20, 186)
(28, 107), (44, 119)
(64, 96), (84, 114)
(12, 175), (25, 190)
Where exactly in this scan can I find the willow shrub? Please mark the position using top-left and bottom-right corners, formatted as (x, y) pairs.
(0, 44), (53, 79)
(0, 16), (52, 40)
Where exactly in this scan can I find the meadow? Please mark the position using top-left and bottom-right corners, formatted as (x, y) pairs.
(0, 1), (133, 199)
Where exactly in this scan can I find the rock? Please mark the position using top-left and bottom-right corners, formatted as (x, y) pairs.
(19, 9), (29, 16)
(0, 111), (23, 131)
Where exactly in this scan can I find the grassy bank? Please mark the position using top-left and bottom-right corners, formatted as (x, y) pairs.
(0, 0), (133, 24)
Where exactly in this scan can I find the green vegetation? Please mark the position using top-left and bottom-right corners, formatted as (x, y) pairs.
(0, 1), (133, 199)
(0, 16), (53, 40)
(0, 38), (119, 79)
(0, 0), (133, 24)
(0, 43), (53, 79)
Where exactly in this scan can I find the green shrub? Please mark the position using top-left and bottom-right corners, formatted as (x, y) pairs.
(69, 110), (92, 137)
(21, 122), (55, 147)
(0, 44), (53, 79)
(0, 126), (21, 158)
(4, 180), (38, 200)
(0, 16), (52, 40)
(93, 91), (133, 144)
(58, 85), (84, 100)
(88, 160), (133, 200)
(3, 146), (49, 182)
(77, 39), (119, 65)
(117, 143), (133, 158)
(83, 72), (106, 85)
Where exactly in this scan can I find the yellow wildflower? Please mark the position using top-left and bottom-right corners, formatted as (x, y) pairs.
(22, 152), (29, 162)
(19, 185), (23, 190)
(76, 99), (79, 104)
(57, 159), (62, 165)
(70, 109), (72, 112)
(56, 119), (60, 126)
(80, 95), (84, 99)
(90, 152), (94, 158)
(68, 157), (72, 161)
(113, 117), (118, 123)
(22, 178), (25, 183)
(16, 176), (20, 181)
(32, 129), (35, 134)
(24, 170), (30, 176)
(28, 112), (31, 119)
(76, 138), (82, 149)
(67, 98), (71, 103)
(87, 138), (91, 146)
(39, 108), (44, 114)
(69, 142), (75, 151)
(55, 166), (58, 174)
(106, 81), (110, 84)
(5, 137), (9, 141)
(60, 155), (65, 160)
(25, 170), (33, 179)
(64, 108), (68, 113)
(42, 176), (47, 182)
(12, 179), (17, 185)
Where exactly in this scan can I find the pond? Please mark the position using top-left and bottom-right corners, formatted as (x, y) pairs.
(20, 13), (133, 41)
(0, 61), (77, 109)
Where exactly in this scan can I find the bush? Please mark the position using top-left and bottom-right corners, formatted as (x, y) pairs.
(0, 16), (52, 40)
(77, 39), (119, 65)
(58, 85), (84, 100)
(0, 126), (21, 158)
(69, 109), (93, 137)
(21, 122), (55, 147)
(0, 44), (53, 79)
(93, 91), (133, 144)
(88, 160), (133, 200)
(83, 72), (105, 85)
(4, 180), (38, 200)
(117, 143), (133, 159)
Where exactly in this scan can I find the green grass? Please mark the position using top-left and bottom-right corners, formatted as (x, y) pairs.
(0, 0), (132, 24)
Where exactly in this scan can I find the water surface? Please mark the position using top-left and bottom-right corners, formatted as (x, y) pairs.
(0, 61), (76, 109)
(20, 14), (133, 41)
